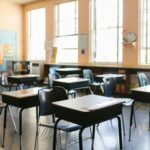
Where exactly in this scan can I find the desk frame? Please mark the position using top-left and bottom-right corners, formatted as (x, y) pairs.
(2, 87), (41, 149)
(53, 77), (92, 94)
(52, 95), (123, 150)
(8, 74), (39, 90)
(129, 85), (150, 141)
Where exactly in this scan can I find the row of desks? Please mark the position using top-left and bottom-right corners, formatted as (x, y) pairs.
(2, 87), (123, 150)
(1, 72), (150, 149)
(7, 74), (39, 90)
(55, 67), (125, 79)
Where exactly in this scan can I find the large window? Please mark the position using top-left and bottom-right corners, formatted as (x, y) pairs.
(27, 8), (45, 61)
(54, 1), (78, 63)
(140, 0), (150, 64)
(91, 0), (123, 63)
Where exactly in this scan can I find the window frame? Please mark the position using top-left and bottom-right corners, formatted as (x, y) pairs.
(90, 0), (123, 64)
(27, 7), (46, 61)
(140, 0), (150, 64)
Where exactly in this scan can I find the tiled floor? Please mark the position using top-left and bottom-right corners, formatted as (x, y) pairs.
(0, 95), (150, 150)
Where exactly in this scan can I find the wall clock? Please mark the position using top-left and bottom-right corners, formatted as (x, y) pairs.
(123, 32), (137, 43)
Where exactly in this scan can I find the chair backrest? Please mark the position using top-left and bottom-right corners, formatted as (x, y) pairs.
(102, 77), (116, 97)
(48, 73), (61, 88)
(1, 72), (9, 86)
(38, 86), (68, 116)
(49, 66), (60, 75)
(137, 72), (149, 87)
(82, 69), (95, 83)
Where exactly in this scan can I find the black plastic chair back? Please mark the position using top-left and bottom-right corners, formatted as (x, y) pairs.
(48, 73), (61, 88)
(38, 86), (68, 116)
(137, 73), (149, 87)
(103, 77), (116, 97)
(49, 66), (60, 75)
(83, 69), (95, 83)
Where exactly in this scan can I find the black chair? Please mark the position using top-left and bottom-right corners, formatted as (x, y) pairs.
(137, 72), (150, 129)
(98, 77), (135, 135)
(138, 72), (149, 86)
(34, 86), (81, 149)
(49, 66), (60, 75)
(48, 73), (61, 88)
(48, 73), (77, 98)
(102, 77), (116, 97)
(82, 69), (103, 95)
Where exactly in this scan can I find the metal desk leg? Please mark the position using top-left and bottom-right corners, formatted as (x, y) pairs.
(149, 104), (150, 130)
(19, 108), (24, 150)
(19, 108), (23, 135)
(53, 118), (61, 150)
(9, 84), (12, 91)
(129, 101), (135, 141)
(36, 106), (39, 126)
(91, 125), (95, 148)
(79, 127), (84, 150)
(92, 125), (95, 140)
(116, 116), (122, 150)
(2, 104), (8, 147)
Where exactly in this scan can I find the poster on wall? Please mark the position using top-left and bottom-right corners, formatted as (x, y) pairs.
(0, 30), (17, 71)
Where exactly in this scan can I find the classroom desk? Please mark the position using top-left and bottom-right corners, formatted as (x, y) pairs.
(55, 68), (82, 77)
(7, 74), (39, 90)
(95, 74), (126, 93)
(52, 95), (123, 150)
(95, 73), (125, 82)
(45, 63), (150, 95)
(129, 85), (150, 141)
(2, 87), (42, 148)
(53, 77), (91, 93)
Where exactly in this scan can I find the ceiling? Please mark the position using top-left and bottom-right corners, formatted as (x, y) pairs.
(8, 0), (41, 5)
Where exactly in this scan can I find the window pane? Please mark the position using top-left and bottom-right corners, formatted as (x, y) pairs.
(27, 8), (45, 61)
(56, 49), (78, 63)
(55, 35), (78, 49)
(140, 0), (150, 64)
(91, 0), (123, 63)
(54, 1), (78, 63)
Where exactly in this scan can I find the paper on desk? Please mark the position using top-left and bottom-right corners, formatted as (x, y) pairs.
(83, 100), (122, 111)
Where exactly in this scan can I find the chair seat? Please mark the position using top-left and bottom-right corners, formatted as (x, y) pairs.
(90, 82), (100, 87)
(69, 90), (76, 95)
(39, 122), (81, 132)
(122, 98), (134, 106)
(115, 98), (134, 106)
(57, 123), (81, 132)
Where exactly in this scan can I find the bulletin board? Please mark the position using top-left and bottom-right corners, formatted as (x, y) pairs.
(0, 30), (17, 71)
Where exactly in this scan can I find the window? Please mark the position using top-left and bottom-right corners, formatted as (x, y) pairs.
(54, 1), (78, 63)
(91, 0), (123, 63)
(27, 8), (45, 61)
(140, 0), (150, 64)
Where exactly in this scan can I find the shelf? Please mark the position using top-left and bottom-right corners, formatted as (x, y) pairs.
(123, 41), (136, 46)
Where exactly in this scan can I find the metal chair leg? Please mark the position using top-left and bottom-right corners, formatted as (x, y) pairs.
(58, 130), (62, 149)
(129, 101), (135, 141)
(65, 133), (69, 148)
(8, 106), (18, 132)
(2, 104), (8, 147)
(79, 127), (84, 150)
(149, 104), (150, 130)
(53, 118), (61, 150)
(121, 114), (125, 136)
